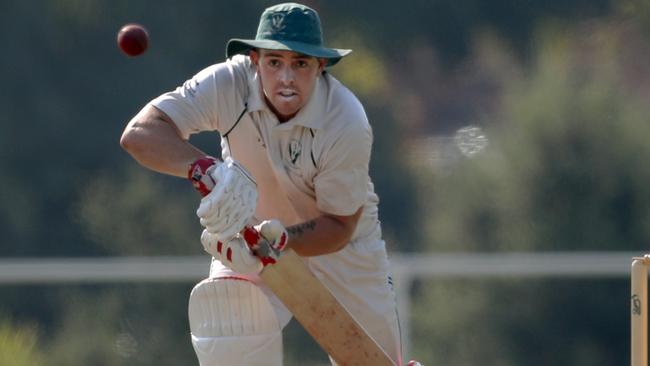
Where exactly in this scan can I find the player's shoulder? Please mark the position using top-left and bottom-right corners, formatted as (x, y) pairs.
(195, 55), (251, 82)
(324, 74), (365, 116)
(224, 54), (254, 73)
(199, 54), (250, 71)
(189, 55), (251, 97)
(322, 73), (370, 134)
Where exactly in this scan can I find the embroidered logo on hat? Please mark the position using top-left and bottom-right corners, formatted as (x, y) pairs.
(270, 13), (285, 32)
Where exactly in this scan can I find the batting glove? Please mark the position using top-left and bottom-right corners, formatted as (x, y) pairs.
(189, 156), (258, 241)
(242, 220), (288, 266)
(200, 229), (263, 274)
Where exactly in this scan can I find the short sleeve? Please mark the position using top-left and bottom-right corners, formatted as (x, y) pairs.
(314, 122), (372, 216)
(150, 57), (248, 139)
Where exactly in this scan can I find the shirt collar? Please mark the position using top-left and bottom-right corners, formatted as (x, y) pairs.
(246, 63), (327, 130)
(246, 67), (266, 113)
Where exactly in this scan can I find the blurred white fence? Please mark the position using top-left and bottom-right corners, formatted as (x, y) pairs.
(0, 251), (642, 358)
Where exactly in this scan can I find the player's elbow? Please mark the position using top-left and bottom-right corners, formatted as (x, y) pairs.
(119, 124), (146, 157)
(331, 237), (351, 253)
(326, 207), (363, 252)
(120, 105), (175, 158)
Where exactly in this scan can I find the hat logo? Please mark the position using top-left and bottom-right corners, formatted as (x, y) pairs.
(270, 13), (285, 32)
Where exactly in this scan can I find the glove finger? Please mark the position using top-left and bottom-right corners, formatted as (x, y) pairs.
(199, 190), (239, 224)
(196, 197), (212, 218)
(253, 220), (287, 253)
(258, 220), (284, 240)
(201, 176), (256, 224)
(200, 196), (239, 226)
(203, 214), (242, 236)
(196, 183), (227, 218)
(204, 220), (245, 243)
(272, 231), (288, 252)
(215, 217), (249, 239)
(201, 212), (230, 230)
(203, 205), (252, 236)
(223, 238), (252, 262)
(200, 229), (226, 258)
(200, 229), (212, 248)
(223, 237), (262, 274)
(214, 226), (241, 243)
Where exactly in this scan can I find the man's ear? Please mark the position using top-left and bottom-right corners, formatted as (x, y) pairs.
(249, 49), (260, 65)
(318, 58), (327, 73)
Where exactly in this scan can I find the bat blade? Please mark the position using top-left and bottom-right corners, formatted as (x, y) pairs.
(260, 249), (396, 366)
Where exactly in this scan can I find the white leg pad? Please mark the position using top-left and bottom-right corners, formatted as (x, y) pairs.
(188, 277), (283, 366)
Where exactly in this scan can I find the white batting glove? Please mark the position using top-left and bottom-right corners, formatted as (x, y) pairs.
(242, 220), (288, 266)
(201, 229), (263, 274)
(191, 156), (258, 241)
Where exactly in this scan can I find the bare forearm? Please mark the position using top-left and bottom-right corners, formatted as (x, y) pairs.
(120, 105), (208, 177)
(286, 208), (362, 257)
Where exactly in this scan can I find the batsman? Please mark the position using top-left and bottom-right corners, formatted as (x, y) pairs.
(121, 3), (403, 365)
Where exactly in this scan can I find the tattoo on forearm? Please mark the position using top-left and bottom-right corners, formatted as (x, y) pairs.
(287, 220), (317, 238)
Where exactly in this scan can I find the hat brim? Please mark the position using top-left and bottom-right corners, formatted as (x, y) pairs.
(226, 39), (351, 66)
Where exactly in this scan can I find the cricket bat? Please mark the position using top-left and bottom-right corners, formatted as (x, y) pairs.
(259, 248), (396, 366)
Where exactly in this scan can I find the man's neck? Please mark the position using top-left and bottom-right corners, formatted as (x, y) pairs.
(264, 96), (297, 123)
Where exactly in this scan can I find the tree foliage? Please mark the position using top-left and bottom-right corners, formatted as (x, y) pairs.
(411, 19), (650, 365)
(0, 319), (45, 366)
(0, 0), (647, 365)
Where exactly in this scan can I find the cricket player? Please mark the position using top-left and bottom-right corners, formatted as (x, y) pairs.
(120, 3), (402, 365)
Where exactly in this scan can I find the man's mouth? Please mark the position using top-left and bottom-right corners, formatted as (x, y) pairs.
(278, 89), (298, 99)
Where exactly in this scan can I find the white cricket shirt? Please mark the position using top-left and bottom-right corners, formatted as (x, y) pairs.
(151, 55), (381, 242)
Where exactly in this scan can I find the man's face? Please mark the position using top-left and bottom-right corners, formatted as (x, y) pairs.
(250, 49), (326, 122)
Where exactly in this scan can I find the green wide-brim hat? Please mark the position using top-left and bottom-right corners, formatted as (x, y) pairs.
(226, 2), (351, 66)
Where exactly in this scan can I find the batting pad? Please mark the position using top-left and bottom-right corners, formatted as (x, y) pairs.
(189, 276), (281, 336)
(189, 277), (283, 366)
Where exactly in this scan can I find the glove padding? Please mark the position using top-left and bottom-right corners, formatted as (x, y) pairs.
(201, 229), (263, 274)
(243, 220), (288, 266)
(194, 156), (258, 241)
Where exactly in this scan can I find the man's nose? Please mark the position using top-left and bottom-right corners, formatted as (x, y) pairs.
(279, 66), (295, 84)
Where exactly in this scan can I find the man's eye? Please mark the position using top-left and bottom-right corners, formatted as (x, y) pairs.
(268, 59), (280, 67)
(296, 61), (308, 68)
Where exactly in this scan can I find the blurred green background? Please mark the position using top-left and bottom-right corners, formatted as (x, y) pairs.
(1, 0), (650, 365)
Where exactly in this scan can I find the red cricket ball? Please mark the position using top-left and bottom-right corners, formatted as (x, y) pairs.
(117, 24), (149, 57)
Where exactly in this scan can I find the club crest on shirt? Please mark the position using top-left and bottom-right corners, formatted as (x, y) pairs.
(288, 139), (301, 166)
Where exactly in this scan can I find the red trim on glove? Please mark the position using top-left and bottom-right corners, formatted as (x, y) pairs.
(243, 226), (261, 244)
(260, 257), (277, 266)
(188, 156), (218, 197)
(276, 232), (288, 251)
(226, 248), (233, 262)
